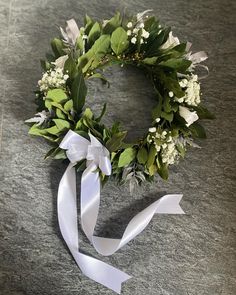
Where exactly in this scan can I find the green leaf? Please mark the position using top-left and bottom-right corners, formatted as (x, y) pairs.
(88, 22), (101, 46)
(176, 144), (186, 157)
(56, 108), (66, 119)
(83, 108), (93, 120)
(148, 164), (157, 176)
(111, 27), (129, 55)
(103, 12), (121, 34)
(152, 90), (163, 119)
(51, 38), (65, 58)
(118, 147), (136, 167)
(44, 147), (66, 160)
(79, 35), (111, 72)
(45, 125), (60, 135)
(192, 105), (215, 120)
(52, 119), (70, 131)
(164, 76), (185, 98)
(160, 58), (192, 73)
(96, 103), (107, 122)
(145, 27), (171, 56)
(106, 131), (127, 152)
(147, 145), (157, 168)
(29, 124), (48, 136)
(158, 164), (169, 180)
(84, 14), (95, 35)
(46, 89), (67, 103)
(137, 147), (148, 164)
(142, 57), (158, 65)
(189, 122), (207, 138)
(64, 99), (73, 111)
(64, 55), (78, 79)
(71, 68), (87, 113)
(161, 111), (174, 122)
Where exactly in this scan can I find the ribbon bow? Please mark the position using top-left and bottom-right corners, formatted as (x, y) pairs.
(57, 130), (185, 293)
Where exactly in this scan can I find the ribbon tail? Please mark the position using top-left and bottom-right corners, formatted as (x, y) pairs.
(73, 252), (131, 294)
(155, 194), (185, 214)
(58, 163), (131, 294)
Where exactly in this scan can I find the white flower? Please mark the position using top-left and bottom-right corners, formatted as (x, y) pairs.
(137, 22), (145, 29)
(149, 127), (157, 132)
(169, 91), (174, 97)
(60, 19), (80, 45)
(133, 28), (139, 34)
(178, 75), (201, 106)
(179, 106), (199, 127)
(127, 30), (132, 36)
(160, 31), (180, 50)
(131, 37), (137, 44)
(52, 55), (68, 69)
(127, 22), (133, 28)
(25, 111), (49, 126)
(141, 29), (150, 39)
(38, 68), (68, 93)
(155, 118), (161, 123)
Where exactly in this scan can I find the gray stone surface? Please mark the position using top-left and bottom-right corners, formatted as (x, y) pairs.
(0, 0), (236, 294)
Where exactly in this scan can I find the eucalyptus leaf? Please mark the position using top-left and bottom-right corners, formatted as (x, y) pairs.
(118, 147), (136, 167)
(137, 147), (148, 164)
(158, 164), (169, 180)
(52, 119), (70, 131)
(64, 99), (73, 112)
(46, 89), (67, 103)
(88, 22), (101, 46)
(111, 27), (129, 55)
(51, 38), (65, 58)
(106, 131), (127, 152)
(103, 12), (121, 34)
(189, 122), (207, 138)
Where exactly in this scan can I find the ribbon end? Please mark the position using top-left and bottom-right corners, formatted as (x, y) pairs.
(155, 194), (185, 214)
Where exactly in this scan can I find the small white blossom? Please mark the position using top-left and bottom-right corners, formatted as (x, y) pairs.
(131, 37), (137, 44)
(141, 29), (150, 39)
(169, 91), (174, 97)
(179, 106), (199, 127)
(161, 142), (179, 165)
(155, 118), (161, 123)
(127, 30), (132, 36)
(38, 68), (68, 93)
(149, 127), (157, 133)
(177, 75), (201, 106)
(127, 22), (133, 28)
(137, 22), (145, 29)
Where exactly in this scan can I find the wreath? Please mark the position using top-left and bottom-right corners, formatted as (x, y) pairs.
(26, 10), (213, 189)
(25, 10), (215, 293)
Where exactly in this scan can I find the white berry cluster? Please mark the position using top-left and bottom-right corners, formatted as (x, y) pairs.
(175, 75), (201, 106)
(38, 68), (69, 93)
(147, 127), (182, 165)
(126, 21), (150, 45)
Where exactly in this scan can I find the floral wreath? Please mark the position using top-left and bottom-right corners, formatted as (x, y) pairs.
(26, 10), (213, 189)
(26, 11), (214, 293)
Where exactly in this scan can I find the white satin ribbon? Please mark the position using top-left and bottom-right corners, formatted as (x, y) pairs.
(58, 130), (185, 293)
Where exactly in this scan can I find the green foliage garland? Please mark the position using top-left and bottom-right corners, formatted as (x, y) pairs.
(26, 10), (214, 188)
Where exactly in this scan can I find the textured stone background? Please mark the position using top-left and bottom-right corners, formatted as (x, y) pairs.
(0, 0), (236, 294)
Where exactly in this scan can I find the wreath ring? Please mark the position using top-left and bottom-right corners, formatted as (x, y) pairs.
(26, 10), (213, 190)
